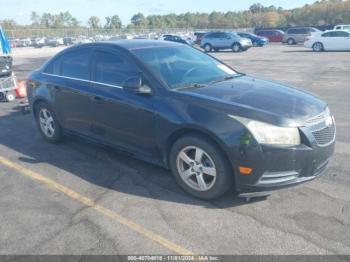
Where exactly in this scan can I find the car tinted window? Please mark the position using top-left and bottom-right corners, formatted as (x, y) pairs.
(44, 56), (62, 75)
(322, 32), (334, 37)
(288, 29), (297, 34)
(333, 31), (349, 37)
(61, 49), (92, 80)
(211, 33), (221, 38)
(94, 50), (138, 87)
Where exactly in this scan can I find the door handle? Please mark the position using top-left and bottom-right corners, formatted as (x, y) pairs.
(92, 96), (104, 104)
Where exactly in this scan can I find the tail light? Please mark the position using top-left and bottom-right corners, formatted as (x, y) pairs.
(16, 80), (27, 98)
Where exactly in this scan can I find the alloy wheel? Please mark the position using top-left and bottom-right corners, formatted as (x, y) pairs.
(39, 108), (55, 138)
(204, 44), (211, 52)
(313, 42), (323, 52)
(232, 44), (240, 52)
(176, 146), (217, 191)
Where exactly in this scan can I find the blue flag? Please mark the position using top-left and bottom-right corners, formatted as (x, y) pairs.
(0, 26), (11, 55)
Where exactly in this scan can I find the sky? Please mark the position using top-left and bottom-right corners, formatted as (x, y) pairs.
(1, 0), (317, 26)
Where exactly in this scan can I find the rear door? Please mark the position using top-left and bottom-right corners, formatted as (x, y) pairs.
(90, 47), (157, 156)
(320, 32), (334, 50)
(44, 47), (94, 135)
(334, 31), (350, 50)
(221, 33), (232, 48)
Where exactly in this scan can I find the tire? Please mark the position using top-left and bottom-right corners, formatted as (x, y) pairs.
(312, 42), (324, 52)
(287, 38), (295, 45)
(204, 44), (212, 53)
(169, 135), (234, 200)
(232, 43), (241, 52)
(5, 91), (16, 102)
(0, 92), (5, 102)
(35, 102), (63, 143)
(252, 41), (258, 47)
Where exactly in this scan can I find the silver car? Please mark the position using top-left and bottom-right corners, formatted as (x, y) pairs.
(200, 32), (252, 52)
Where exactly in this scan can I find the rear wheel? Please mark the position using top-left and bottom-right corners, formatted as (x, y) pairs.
(0, 92), (5, 102)
(35, 102), (63, 143)
(287, 38), (295, 45)
(312, 42), (324, 52)
(169, 135), (233, 200)
(204, 44), (212, 52)
(232, 43), (241, 52)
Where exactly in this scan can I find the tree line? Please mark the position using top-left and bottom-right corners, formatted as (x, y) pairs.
(1, 0), (349, 31)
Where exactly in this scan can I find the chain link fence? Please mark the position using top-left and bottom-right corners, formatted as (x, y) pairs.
(6, 27), (254, 39)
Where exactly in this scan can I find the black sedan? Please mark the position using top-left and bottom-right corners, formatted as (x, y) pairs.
(162, 34), (191, 45)
(26, 40), (335, 200)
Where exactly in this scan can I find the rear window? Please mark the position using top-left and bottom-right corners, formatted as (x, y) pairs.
(288, 28), (308, 34)
(322, 31), (349, 37)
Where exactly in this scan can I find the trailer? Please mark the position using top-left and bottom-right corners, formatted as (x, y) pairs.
(0, 73), (17, 102)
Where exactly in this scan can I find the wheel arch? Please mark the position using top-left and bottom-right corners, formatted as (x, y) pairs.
(32, 97), (51, 116)
(164, 127), (235, 178)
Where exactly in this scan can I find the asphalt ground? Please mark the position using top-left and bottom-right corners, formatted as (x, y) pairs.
(0, 44), (349, 255)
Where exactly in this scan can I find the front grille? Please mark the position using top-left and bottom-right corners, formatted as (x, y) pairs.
(312, 124), (336, 146)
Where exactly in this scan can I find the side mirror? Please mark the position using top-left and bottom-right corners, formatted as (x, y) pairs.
(123, 74), (151, 95)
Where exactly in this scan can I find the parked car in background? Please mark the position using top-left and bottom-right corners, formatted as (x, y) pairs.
(33, 37), (47, 48)
(47, 38), (64, 47)
(333, 25), (350, 31)
(200, 32), (252, 52)
(27, 40), (336, 200)
(282, 27), (321, 45)
(304, 30), (350, 52)
(194, 32), (206, 45)
(237, 32), (268, 47)
(256, 29), (284, 42)
(63, 37), (75, 46)
(162, 35), (191, 45)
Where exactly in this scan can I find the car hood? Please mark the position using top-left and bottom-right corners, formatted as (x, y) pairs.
(183, 75), (326, 125)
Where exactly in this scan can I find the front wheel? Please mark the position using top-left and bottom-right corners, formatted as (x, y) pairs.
(169, 135), (233, 200)
(35, 102), (63, 143)
(232, 43), (241, 52)
(312, 42), (324, 52)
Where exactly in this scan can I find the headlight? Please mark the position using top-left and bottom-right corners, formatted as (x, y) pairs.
(230, 115), (300, 146)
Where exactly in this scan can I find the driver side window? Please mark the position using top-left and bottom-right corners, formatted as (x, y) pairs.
(93, 50), (139, 88)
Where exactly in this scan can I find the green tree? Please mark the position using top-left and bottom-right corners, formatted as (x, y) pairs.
(131, 13), (148, 28)
(104, 15), (122, 30)
(88, 16), (101, 29)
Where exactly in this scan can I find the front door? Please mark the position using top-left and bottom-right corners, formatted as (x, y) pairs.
(90, 48), (157, 156)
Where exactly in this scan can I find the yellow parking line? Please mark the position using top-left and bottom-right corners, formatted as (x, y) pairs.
(0, 156), (195, 255)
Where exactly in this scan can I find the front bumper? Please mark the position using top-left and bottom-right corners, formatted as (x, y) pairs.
(234, 124), (335, 194)
(241, 43), (253, 50)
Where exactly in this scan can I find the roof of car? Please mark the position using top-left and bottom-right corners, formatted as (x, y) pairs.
(102, 39), (182, 50)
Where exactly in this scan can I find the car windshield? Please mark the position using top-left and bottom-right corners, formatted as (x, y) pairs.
(132, 45), (238, 89)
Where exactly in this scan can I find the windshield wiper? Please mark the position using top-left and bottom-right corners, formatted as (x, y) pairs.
(209, 73), (245, 84)
(174, 83), (208, 90)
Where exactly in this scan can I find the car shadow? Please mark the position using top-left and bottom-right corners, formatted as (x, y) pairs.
(0, 106), (267, 209)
